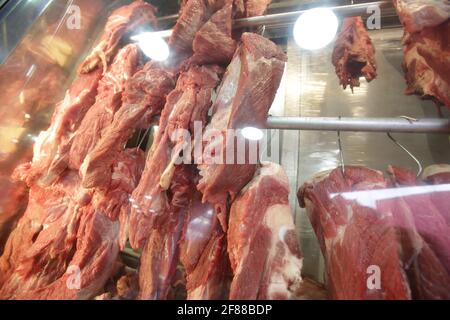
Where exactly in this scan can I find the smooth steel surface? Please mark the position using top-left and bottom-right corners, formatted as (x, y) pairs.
(266, 116), (450, 133)
(234, 1), (390, 28)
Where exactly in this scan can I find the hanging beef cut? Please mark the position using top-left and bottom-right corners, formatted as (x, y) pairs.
(128, 65), (223, 250)
(179, 189), (231, 299)
(80, 62), (176, 189)
(69, 44), (140, 171)
(169, 0), (209, 53)
(388, 166), (450, 276)
(138, 165), (196, 300)
(234, 0), (272, 18)
(331, 16), (377, 91)
(0, 149), (144, 299)
(15, 68), (103, 187)
(392, 0), (450, 33)
(298, 165), (450, 299)
(298, 166), (412, 299)
(402, 22), (450, 108)
(393, 0), (450, 108)
(385, 165), (450, 299)
(190, 3), (237, 65)
(79, 0), (157, 74)
(198, 32), (286, 230)
(0, 177), (27, 255)
(228, 162), (303, 300)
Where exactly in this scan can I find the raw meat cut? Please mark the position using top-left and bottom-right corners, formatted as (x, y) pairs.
(180, 192), (218, 273)
(332, 17), (377, 91)
(388, 166), (450, 276)
(244, 0), (272, 17)
(0, 149), (144, 299)
(169, 0), (209, 52)
(190, 3), (237, 65)
(198, 32), (286, 230)
(385, 165), (450, 299)
(0, 177), (27, 255)
(393, 0), (450, 33)
(79, 0), (157, 74)
(234, 0), (272, 18)
(80, 62), (176, 189)
(298, 166), (412, 299)
(180, 189), (231, 299)
(228, 162), (302, 300)
(128, 64), (222, 250)
(138, 165), (196, 300)
(402, 21), (450, 108)
(15, 69), (103, 187)
(69, 44), (140, 171)
(422, 164), (450, 225)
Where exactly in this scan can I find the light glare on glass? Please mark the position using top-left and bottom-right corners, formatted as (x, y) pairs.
(241, 127), (264, 141)
(293, 8), (339, 50)
(131, 32), (170, 61)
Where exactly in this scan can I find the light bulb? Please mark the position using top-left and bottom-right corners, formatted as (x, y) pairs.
(293, 8), (339, 50)
(131, 32), (170, 61)
(241, 127), (264, 141)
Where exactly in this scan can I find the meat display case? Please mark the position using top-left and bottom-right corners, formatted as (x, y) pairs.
(0, 0), (449, 300)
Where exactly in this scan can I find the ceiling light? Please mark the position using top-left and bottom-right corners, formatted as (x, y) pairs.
(293, 8), (339, 50)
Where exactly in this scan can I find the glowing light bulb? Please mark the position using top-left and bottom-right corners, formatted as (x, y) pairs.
(293, 8), (339, 50)
(131, 32), (170, 61)
(241, 127), (264, 141)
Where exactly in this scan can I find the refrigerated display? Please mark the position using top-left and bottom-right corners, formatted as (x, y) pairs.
(0, 0), (449, 300)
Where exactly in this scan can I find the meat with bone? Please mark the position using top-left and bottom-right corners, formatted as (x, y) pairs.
(298, 166), (412, 299)
(80, 62), (176, 189)
(198, 32), (286, 230)
(190, 3), (236, 65)
(179, 189), (231, 299)
(79, 0), (156, 74)
(69, 44), (140, 171)
(331, 17), (377, 91)
(0, 149), (144, 299)
(128, 64), (222, 250)
(138, 165), (196, 300)
(15, 68), (103, 187)
(392, 0), (450, 33)
(228, 162), (302, 300)
(422, 164), (450, 184)
(401, 21), (450, 108)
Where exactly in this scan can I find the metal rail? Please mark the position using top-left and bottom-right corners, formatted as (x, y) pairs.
(155, 1), (391, 38)
(266, 117), (450, 134)
(234, 1), (390, 28)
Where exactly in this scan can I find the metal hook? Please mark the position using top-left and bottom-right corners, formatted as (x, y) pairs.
(386, 132), (423, 177)
(398, 115), (418, 123)
(257, 25), (266, 36)
(337, 116), (345, 177)
(137, 126), (153, 149)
